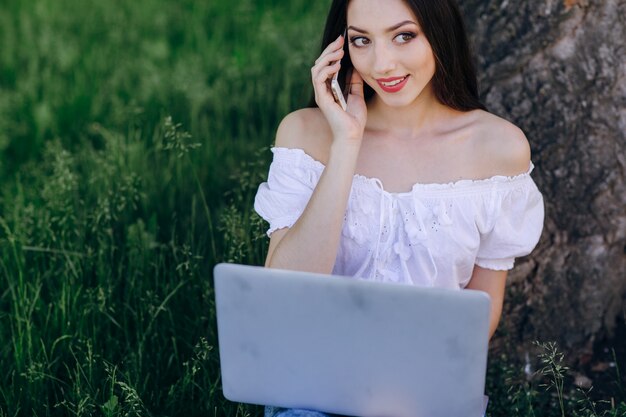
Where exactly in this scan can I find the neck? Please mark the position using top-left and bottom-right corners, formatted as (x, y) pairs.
(367, 84), (453, 139)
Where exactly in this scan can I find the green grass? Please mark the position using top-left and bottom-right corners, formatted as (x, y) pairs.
(0, 0), (623, 416)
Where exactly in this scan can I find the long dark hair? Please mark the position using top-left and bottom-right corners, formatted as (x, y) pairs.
(308, 0), (486, 111)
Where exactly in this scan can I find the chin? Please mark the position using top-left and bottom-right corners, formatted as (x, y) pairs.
(374, 91), (420, 108)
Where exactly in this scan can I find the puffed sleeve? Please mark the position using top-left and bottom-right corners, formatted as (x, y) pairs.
(254, 147), (324, 236)
(475, 172), (545, 270)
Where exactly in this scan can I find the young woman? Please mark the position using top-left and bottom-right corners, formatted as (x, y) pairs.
(254, 0), (544, 415)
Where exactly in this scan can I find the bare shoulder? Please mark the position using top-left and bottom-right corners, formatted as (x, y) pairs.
(274, 107), (333, 164)
(467, 110), (531, 176)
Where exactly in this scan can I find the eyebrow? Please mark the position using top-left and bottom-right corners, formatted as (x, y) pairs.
(347, 20), (418, 34)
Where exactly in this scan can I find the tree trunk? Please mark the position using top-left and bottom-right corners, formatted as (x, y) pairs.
(459, 0), (626, 358)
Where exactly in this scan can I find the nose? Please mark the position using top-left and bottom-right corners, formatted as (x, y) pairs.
(372, 43), (396, 75)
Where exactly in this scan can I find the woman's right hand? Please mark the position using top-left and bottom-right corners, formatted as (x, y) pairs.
(311, 34), (367, 144)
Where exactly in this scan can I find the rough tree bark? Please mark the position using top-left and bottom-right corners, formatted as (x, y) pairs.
(458, 0), (626, 358)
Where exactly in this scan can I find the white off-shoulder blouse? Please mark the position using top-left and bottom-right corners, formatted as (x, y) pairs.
(254, 147), (544, 289)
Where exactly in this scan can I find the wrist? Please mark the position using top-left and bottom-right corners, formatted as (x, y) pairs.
(330, 139), (361, 158)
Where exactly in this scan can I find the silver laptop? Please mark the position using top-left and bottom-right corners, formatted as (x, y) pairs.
(214, 263), (490, 417)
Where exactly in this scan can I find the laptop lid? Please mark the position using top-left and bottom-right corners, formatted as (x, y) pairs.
(214, 263), (490, 417)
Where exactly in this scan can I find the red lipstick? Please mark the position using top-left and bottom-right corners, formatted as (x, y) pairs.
(376, 75), (409, 93)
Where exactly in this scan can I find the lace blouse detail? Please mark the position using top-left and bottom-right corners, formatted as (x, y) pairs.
(254, 147), (544, 289)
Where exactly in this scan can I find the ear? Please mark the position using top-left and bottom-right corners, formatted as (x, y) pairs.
(348, 69), (364, 99)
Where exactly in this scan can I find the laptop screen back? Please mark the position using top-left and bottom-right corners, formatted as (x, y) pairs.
(214, 263), (490, 417)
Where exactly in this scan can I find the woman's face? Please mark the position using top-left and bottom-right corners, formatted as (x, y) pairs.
(346, 0), (436, 107)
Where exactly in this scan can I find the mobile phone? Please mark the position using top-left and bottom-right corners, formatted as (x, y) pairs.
(331, 73), (348, 111)
(331, 29), (348, 111)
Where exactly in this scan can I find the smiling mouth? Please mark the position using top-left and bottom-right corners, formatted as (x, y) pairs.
(379, 76), (407, 87)
(376, 75), (410, 92)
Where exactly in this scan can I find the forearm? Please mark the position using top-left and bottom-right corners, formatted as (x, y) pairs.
(266, 141), (360, 274)
(465, 265), (507, 340)
(486, 295), (503, 339)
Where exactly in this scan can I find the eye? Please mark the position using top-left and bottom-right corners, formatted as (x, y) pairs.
(349, 36), (370, 48)
(394, 32), (416, 44)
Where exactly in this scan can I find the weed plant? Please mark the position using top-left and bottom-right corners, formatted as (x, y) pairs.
(0, 0), (624, 416)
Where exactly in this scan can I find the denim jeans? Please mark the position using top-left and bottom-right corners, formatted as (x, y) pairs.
(264, 402), (488, 417)
(264, 406), (347, 417)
